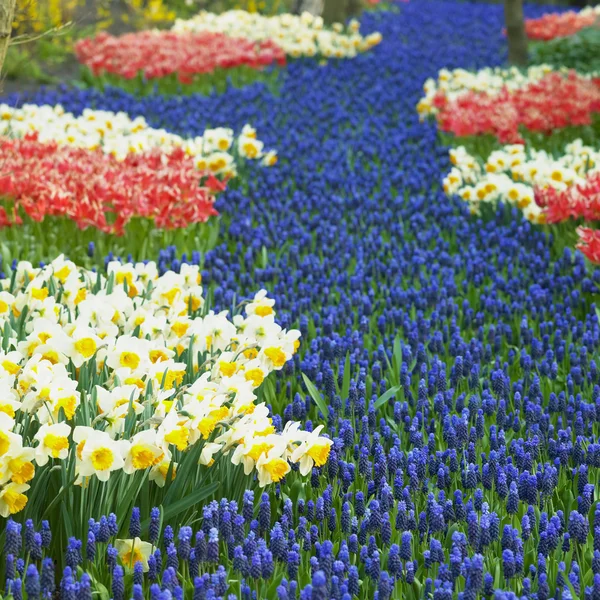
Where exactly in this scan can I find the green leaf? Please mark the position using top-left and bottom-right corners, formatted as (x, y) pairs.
(288, 478), (306, 504)
(494, 562), (501, 588)
(301, 372), (329, 418)
(95, 583), (111, 600)
(144, 481), (219, 529)
(117, 472), (147, 519)
(373, 385), (401, 410)
(41, 475), (78, 518)
(261, 245), (268, 268)
(393, 336), (402, 369)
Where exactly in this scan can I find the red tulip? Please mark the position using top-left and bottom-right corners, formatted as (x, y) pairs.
(535, 172), (600, 224)
(576, 226), (600, 263)
(74, 31), (286, 80)
(435, 72), (600, 143)
(0, 134), (219, 235)
(525, 11), (598, 41)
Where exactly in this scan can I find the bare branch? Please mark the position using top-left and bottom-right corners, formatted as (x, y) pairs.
(9, 21), (73, 46)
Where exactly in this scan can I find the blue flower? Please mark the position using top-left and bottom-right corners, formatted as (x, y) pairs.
(111, 566), (124, 600)
(129, 507), (141, 538)
(25, 565), (40, 600)
(65, 538), (82, 570)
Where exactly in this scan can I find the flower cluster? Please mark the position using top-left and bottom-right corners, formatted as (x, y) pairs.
(535, 168), (600, 224)
(0, 135), (219, 234)
(443, 140), (600, 221)
(0, 103), (276, 172)
(419, 66), (600, 143)
(525, 7), (600, 41)
(0, 103), (275, 242)
(172, 10), (382, 59)
(74, 31), (286, 83)
(577, 226), (600, 263)
(417, 64), (557, 117)
(0, 256), (331, 517)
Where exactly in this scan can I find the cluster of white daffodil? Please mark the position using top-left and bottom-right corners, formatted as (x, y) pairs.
(575, 4), (600, 17)
(416, 64), (582, 118)
(0, 256), (331, 517)
(0, 103), (278, 176)
(443, 140), (600, 222)
(172, 11), (382, 59)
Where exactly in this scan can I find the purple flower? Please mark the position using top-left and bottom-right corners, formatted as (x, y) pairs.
(149, 507), (161, 544)
(207, 528), (219, 563)
(25, 565), (40, 600)
(129, 507), (141, 538)
(111, 566), (124, 600)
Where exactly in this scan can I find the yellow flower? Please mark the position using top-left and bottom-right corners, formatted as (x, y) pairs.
(4, 447), (36, 484)
(0, 483), (29, 517)
(306, 442), (331, 467)
(56, 395), (78, 420)
(74, 337), (97, 359)
(245, 368), (265, 387)
(150, 349), (170, 364)
(47, 433), (68, 455)
(257, 455), (290, 486)
(164, 426), (189, 451)
(73, 427), (127, 482)
(31, 287), (48, 301)
(120, 352), (140, 370)
(291, 425), (333, 475)
(115, 538), (153, 571)
(91, 447), (114, 470)
(219, 361), (237, 377)
(264, 347), (286, 368)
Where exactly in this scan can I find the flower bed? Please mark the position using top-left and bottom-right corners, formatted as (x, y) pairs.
(0, 103), (275, 173)
(74, 12), (381, 95)
(74, 30), (287, 83)
(0, 103), (275, 264)
(525, 7), (600, 41)
(171, 10), (382, 59)
(442, 140), (600, 222)
(0, 135), (219, 233)
(418, 66), (600, 143)
(0, 255), (329, 522)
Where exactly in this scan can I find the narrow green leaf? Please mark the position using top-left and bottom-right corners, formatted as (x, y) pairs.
(117, 473), (147, 519)
(261, 245), (268, 268)
(373, 385), (401, 410)
(160, 481), (220, 523)
(393, 336), (402, 367)
(301, 372), (329, 418)
(41, 475), (78, 518)
(95, 583), (110, 600)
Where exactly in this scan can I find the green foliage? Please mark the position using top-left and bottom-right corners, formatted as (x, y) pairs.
(0, 213), (221, 269)
(3, 45), (58, 84)
(439, 113), (600, 162)
(3, 25), (96, 86)
(78, 64), (283, 97)
(530, 25), (600, 73)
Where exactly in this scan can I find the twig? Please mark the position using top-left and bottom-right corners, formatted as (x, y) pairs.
(9, 21), (73, 46)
